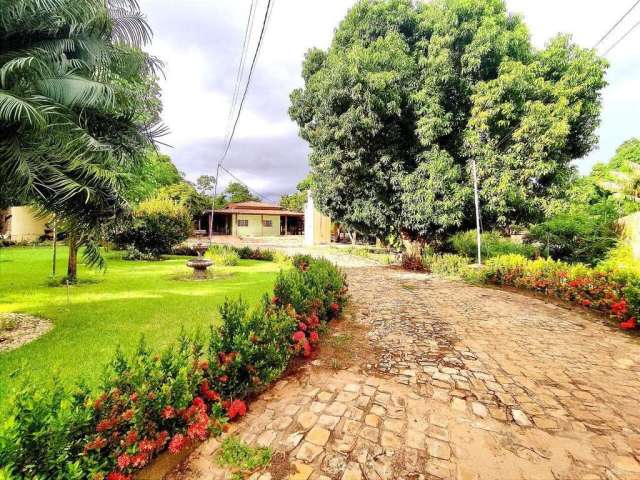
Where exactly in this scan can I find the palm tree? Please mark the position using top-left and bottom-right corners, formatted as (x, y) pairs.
(0, 0), (165, 280)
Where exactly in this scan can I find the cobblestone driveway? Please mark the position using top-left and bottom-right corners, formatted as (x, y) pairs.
(164, 265), (640, 480)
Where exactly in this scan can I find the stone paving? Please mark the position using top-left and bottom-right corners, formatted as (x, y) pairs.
(165, 265), (640, 480)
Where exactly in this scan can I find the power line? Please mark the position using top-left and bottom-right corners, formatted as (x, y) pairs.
(219, 165), (267, 201)
(602, 17), (640, 55)
(219, 0), (275, 164)
(223, 0), (257, 148)
(593, 0), (640, 49)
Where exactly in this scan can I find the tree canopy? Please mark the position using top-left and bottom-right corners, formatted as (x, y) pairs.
(224, 181), (259, 204)
(290, 0), (607, 242)
(279, 177), (312, 212)
(0, 0), (163, 233)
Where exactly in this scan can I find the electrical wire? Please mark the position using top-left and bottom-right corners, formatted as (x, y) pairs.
(593, 0), (640, 49)
(602, 17), (640, 55)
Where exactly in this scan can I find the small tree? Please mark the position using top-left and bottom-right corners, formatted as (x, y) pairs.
(112, 196), (192, 258)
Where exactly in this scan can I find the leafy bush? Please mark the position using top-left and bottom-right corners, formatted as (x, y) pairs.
(450, 230), (536, 260)
(480, 254), (639, 329)
(112, 196), (192, 258)
(0, 257), (348, 479)
(423, 253), (469, 277)
(401, 253), (425, 271)
(206, 245), (240, 266)
(171, 244), (198, 256)
(123, 245), (158, 261)
(234, 247), (274, 261)
(527, 200), (618, 265)
(216, 436), (271, 472)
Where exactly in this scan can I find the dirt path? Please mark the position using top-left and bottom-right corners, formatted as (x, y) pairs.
(161, 265), (640, 480)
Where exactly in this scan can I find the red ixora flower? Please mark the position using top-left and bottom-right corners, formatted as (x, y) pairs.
(106, 472), (131, 480)
(154, 431), (169, 450)
(309, 331), (319, 344)
(168, 433), (189, 454)
(581, 299), (591, 307)
(292, 331), (305, 343)
(96, 417), (118, 433)
(121, 409), (134, 422)
(84, 435), (107, 452)
(129, 392), (138, 402)
(331, 302), (340, 313)
(130, 452), (149, 468)
(139, 438), (155, 453)
(124, 429), (138, 446)
(117, 453), (131, 469)
(218, 375), (228, 383)
(302, 340), (312, 357)
(200, 380), (221, 402)
(611, 298), (628, 317)
(161, 405), (175, 420)
(620, 317), (637, 330)
(298, 321), (307, 331)
(225, 399), (247, 420)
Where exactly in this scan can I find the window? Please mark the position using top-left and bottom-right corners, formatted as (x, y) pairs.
(237, 219), (248, 227)
(262, 220), (272, 227)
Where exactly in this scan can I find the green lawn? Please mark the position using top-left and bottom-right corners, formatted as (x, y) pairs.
(0, 246), (282, 402)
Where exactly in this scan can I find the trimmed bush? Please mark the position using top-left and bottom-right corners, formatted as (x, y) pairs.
(0, 257), (348, 479)
(450, 230), (536, 260)
(480, 254), (639, 329)
(423, 253), (469, 277)
(206, 245), (240, 266)
(112, 196), (192, 258)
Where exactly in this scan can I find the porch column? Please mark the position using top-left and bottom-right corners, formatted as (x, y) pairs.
(208, 211), (213, 241)
(284, 215), (288, 236)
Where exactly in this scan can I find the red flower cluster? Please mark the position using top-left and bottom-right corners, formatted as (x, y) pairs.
(224, 399), (247, 420)
(168, 433), (188, 454)
(611, 298), (628, 317)
(199, 380), (221, 402)
(487, 260), (638, 330)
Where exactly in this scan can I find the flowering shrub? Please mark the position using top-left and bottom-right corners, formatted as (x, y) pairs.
(0, 257), (347, 479)
(481, 254), (640, 329)
(401, 253), (425, 271)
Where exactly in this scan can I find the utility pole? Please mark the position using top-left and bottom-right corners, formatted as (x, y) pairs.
(209, 164), (221, 244)
(471, 157), (482, 266)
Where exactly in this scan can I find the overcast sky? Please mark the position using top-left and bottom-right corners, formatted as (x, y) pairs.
(141, 0), (640, 202)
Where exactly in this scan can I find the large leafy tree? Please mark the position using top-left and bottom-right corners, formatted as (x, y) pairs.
(290, 0), (607, 245)
(224, 181), (259, 204)
(591, 138), (640, 212)
(0, 0), (164, 279)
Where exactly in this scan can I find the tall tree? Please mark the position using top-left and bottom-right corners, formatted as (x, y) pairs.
(279, 176), (312, 212)
(290, 0), (607, 247)
(224, 181), (259, 204)
(0, 0), (164, 280)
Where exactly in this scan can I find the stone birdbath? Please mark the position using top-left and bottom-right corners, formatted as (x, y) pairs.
(186, 242), (213, 279)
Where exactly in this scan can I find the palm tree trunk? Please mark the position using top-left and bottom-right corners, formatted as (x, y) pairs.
(67, 233), (78, 283)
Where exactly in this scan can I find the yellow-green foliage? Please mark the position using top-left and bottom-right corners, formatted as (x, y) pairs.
(206, 245), (241, 266)
(136, 195), (190, 219)
(597, 244), (640, 281)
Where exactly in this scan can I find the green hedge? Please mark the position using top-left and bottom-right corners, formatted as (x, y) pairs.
(480, 254), (639, 328)
(450, 230), (536, 260)
(0, 256), (347, 480)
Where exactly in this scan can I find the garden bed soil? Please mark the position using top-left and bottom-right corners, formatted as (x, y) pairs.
(0, 313), (52, 353)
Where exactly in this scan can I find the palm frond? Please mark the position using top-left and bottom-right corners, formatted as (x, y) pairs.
(35, 74), (115, 108)
(0, 90), (46, 127)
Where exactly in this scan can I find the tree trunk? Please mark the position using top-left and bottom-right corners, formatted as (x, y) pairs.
(349, 231), (357, 245)
(400, 230), (424, 257)
(67, 233), (78, 283)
